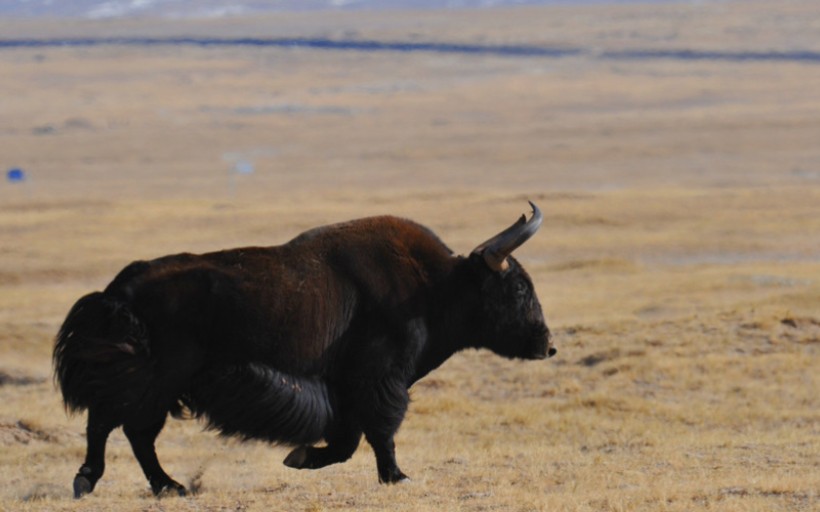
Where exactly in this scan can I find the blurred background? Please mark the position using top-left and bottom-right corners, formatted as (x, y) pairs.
(2, 0), (820, 201)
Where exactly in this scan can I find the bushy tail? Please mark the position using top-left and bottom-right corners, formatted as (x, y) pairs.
(184, 363), (335, 446)
(53, 292), (153, 415)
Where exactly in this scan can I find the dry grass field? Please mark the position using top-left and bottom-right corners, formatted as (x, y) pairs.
(1, 1), (819, 511)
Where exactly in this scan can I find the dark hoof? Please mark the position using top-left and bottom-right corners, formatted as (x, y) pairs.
(73, 475), (92, 499)
(153, 481), (187, 498)
(379, 470), (409, 484)
(283, 446), (309, 469)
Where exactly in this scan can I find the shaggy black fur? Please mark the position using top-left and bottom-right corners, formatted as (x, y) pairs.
(184, 363), (334, 446)
(54, 292), (154, 416)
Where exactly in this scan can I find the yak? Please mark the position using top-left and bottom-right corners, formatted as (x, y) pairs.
(54, 202), (555, 498)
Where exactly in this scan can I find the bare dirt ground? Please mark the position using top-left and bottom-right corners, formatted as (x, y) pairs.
(1, 2), (818, 511)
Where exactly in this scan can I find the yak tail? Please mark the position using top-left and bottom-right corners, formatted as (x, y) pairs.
(185, 363), (335, 446)
(53, 291), (154, 416)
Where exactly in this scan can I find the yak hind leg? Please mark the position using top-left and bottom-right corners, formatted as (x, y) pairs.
(284, 417), (361, 470)
(74, 409), (118, 498)
(123, 416), (186, 497)
(74, 408), (119, 498)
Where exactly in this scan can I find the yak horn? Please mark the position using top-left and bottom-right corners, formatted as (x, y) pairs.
(472, 201), (542, 272)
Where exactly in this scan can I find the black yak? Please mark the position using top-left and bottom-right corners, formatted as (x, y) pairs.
(54, 202), (555, 498)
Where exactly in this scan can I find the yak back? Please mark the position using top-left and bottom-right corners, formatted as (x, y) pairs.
(104, 216), (456, 376)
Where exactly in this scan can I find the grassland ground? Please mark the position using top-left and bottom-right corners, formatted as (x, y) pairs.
(1, 189), (817, 511)
(1, 2), (819, 510)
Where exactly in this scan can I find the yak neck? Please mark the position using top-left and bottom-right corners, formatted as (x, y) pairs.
(411, 256), (482, 384)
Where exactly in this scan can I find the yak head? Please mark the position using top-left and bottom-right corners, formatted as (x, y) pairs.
(468, 202), (555, 360)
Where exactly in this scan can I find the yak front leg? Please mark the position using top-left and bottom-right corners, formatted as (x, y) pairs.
(284, 404), (362, 470)
(283, 430), (361, 470)
(365, 430), (408, 483)
(359, 378), (411, 484)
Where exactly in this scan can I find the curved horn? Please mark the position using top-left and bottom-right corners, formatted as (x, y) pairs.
(472, 201), (543, 272)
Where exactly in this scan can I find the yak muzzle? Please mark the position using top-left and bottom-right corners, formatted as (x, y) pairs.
(531, 333), (557, 360)
(547, 333), (557, 358)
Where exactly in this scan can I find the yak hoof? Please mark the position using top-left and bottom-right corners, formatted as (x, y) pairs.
(283, 446), (309, 469)
(155, 482), (187, 498)
(379, 470), (410, 484)
(73, 475), (92, 499)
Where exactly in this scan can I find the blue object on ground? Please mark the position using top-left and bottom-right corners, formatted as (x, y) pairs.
(6, 168), (26, 182)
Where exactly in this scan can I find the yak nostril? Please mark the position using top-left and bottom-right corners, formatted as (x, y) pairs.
(548, 347), (557, 357)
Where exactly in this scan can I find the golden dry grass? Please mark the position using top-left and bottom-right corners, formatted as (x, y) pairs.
(1, 2), (819, 511)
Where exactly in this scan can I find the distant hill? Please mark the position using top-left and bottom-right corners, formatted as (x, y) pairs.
(0, 0), (688, 19)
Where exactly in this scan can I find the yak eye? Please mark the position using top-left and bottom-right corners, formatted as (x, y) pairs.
(514, 280), (527, 296)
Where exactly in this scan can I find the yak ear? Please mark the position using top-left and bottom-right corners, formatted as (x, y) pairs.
(471, 202), (542, 272)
